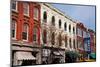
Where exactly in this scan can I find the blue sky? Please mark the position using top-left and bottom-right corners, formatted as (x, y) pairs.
(52, 4), (96, 31)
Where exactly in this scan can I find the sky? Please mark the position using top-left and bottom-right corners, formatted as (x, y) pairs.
(52, 3), (96, 31)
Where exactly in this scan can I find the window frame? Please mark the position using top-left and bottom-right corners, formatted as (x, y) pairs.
(34, 7), (39, 20)
(23, 3), (29, 16)
(22, 23), (29, 41)
(11, 20), (17, 39)
(33, 28), (38, 42)
(11, 1), (17, 12)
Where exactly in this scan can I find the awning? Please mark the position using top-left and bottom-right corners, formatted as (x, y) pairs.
(90, 53), (96, 59)
(53, 51), (60, 56)
(16, 52), (36, 60)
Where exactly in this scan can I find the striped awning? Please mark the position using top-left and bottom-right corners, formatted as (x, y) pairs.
(16, 52), (36, 60)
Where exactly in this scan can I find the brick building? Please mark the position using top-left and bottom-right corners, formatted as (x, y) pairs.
(11, 1), (41, 66)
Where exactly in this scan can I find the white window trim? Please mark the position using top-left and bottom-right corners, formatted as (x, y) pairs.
(23, 3), (29, 16)
(12, 1), (18, 12)
(23, 25), (29, 41)
(12, 21), (17, 40)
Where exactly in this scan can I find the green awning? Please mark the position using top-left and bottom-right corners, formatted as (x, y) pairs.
(90, 53), (96, 59)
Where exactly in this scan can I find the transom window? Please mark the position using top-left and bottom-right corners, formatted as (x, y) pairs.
(22, 23), (28, 40)
(34, 7), (39, 20)
(23, 3), (29, 15)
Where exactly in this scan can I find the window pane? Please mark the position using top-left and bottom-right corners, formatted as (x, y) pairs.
(12, 20), (16, 38)
(34, 8), (39, 20)
(23, 3), (29, 15)
(12, 1), (17, 10)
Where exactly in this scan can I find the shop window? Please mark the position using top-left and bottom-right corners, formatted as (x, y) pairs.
(22, 23), (28, 40)
(34, 7), (39, 20)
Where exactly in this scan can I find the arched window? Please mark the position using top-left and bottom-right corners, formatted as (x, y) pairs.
(73, 27), (75, 34)
(59, 19), (61, 28)
(69, 24), (71, 32)
(12, 20), (16, 38)
(51, 16), (55, 26)
(43, 11), (47, 22)
(22, 23), (28, 40)
(33, 28), (38, 41)
(58, 34), (62, 46)
(65, 36), (67, 47)
(69, 38), (72, 48)
(64, 22), (67, 31)
(43, 30), (47, 44)
(51, 32), (55, 45)
(73, 39), (76, 49)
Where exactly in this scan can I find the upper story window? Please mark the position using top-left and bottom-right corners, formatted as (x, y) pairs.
(22, 23), (28, 41)
(43, 30), (47, 44)
(11, 20), (16, 38)
(59, 19), (61, 28)
(73, 27), (75, 34)
(51, 32), (55, 45)
(58, 34), (62, 46)
(51, 16), (55, 26)
(73, 39), (76, 49)
(64, 22), (67, 31)
(33, 28), (38, 41)
(65, 36), (67, 47)
(69, 24), (71, 32)
(77, 28), (82, 37)
(69, 38), (72, 48)
(11, 1), (17, 11)
(23, 3), (29, 15)
(34, 7), (39, 20)
(43, 11), (47, 22)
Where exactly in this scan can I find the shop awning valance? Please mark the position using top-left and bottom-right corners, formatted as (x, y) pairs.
(16, 52), (36, 60)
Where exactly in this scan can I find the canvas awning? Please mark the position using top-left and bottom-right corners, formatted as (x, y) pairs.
(16, 52), (36, 60)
